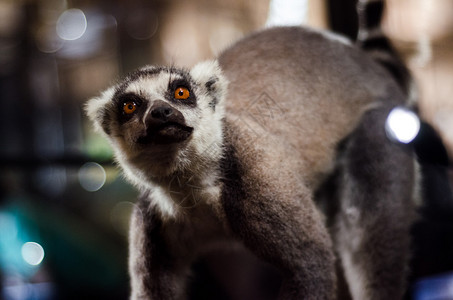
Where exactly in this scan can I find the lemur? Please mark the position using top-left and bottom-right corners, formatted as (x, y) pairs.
(86, 0), (418, 299)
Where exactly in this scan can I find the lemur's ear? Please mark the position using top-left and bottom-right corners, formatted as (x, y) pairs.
(85, 87), (115, 135)
(190, 60), (228, 110)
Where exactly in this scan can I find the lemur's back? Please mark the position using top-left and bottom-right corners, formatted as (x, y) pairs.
(219, 26), (406, 187)
(86, 1), (416, 298)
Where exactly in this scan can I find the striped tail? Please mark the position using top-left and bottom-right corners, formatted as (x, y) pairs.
(356, 0), (415, 102)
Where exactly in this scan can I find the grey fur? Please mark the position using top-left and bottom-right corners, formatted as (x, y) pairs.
(86, 3), (416, 298)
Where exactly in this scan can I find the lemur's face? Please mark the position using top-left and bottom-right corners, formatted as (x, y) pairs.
(86, 61), (227, 182)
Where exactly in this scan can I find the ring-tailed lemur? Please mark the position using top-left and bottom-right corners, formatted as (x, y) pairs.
(86, 0), (417, 299)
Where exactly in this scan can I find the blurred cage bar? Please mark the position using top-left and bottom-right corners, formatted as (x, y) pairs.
(0, 0), (452, 299)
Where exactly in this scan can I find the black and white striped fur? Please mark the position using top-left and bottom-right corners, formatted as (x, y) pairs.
(357, 0), (416, 105)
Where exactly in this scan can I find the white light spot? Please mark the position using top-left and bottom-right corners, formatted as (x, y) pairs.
(385, 107), (421, 144)
(21, 242), (45, 266)
(78, 162), (106, 192)
(266, 0), (308, 27)
(56, 9), (87, 41)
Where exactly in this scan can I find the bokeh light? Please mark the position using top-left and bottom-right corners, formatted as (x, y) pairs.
(266, 0), (308, 27)
(385, 106), (421, 144)
(21, 242), (45, 266)
(78, 162), (106, 192)
(56, 9), (87, 41)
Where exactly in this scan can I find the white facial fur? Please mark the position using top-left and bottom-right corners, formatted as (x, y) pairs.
(85, 60), (228, 192)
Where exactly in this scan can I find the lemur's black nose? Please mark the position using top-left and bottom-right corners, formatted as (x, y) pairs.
(151, 104), (173, 121)
(139, 100), (192, 145)
(145, 100), (187, 128)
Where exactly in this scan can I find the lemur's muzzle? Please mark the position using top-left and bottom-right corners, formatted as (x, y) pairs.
(137, 100), (193, 145)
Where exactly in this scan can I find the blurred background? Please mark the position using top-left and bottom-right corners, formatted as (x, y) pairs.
(0, 0), (452, 299)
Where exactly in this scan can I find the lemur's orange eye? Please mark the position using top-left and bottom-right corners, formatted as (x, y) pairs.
(123, 102), (137, 114)
(174, 87), (190, 100)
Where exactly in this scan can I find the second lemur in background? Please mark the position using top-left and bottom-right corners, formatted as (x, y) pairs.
(86, 0), (418, 299)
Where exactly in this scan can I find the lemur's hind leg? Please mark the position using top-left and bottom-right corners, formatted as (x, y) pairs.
(334, 106), (416, 300)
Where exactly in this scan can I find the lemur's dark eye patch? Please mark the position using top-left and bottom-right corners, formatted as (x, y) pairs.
(167, 79), (196, 106)
(115, 93), (145, 122)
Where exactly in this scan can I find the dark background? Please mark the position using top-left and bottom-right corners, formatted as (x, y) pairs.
(0, 0), (452, 299)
